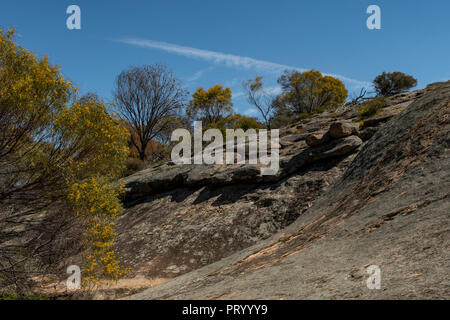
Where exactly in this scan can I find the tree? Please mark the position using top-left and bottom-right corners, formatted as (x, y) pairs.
(373, 72), (417, 96)
(123, 121), (166, 162)
(187, 85), (233, 126)
(243, 77), (275, 128)
(114, 64), (187, 161)
(274, 69), (348, 114)
(157, 114), (192, 146)
(0, 28), (130, 293)
(124, 114), (191, 164)
(269, 98), (293, 129)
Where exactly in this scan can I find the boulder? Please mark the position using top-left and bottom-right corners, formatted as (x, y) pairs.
(305, 132), (329, 147)
(329, 122), (359, 138)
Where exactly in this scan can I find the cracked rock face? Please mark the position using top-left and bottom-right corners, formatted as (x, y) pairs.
(112, 84), (447, 299)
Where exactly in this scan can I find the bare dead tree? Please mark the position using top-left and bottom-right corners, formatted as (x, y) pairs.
(243, 77), (275, 129)
(113, 64), (187, 161)
(349, 88), (368, 106)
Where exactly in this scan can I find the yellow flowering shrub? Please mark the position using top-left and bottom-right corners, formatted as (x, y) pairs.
(0, 30), (73, 115)
(0, 28), (130, 288)
(277, 69), (348, 114)
(54, 97), (130, 180)
(68, 178), (130, 285)
(187, 84), (234, 126)
(56, 97), (130, 285)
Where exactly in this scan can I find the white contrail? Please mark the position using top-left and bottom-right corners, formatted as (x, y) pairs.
(187, 66), (215, 82)
(117, 37), (371, 88)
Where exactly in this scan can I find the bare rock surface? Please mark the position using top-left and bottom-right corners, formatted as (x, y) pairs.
(116, 131), (361, 280)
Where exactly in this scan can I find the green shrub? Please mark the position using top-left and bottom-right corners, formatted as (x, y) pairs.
(373, 72), (417, 96)
(206, 114), (265, 137)
(358, 97), (387, 119)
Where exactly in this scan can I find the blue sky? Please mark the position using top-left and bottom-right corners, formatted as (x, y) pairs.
(1, 0), (449, 116)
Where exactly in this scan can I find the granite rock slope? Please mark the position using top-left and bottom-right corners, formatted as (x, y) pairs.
(117, 83), (449, 299)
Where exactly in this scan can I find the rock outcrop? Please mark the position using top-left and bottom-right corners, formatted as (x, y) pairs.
(116, 126), (362, 281)
(114, 82), (449, 299)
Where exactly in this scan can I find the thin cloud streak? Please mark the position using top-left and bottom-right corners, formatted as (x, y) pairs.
(117, 37), (371, 88)
(118, 37), (294, 72)
(187, 66), (215, 82)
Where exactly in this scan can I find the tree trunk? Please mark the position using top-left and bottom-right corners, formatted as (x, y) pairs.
(139, 147), (146, 161)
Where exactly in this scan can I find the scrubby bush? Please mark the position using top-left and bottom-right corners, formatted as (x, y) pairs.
(222, 114), (265, 131)
(274, 69), (348, 115)
(373, 72), (417, 96)
(357, 97), (387, 119)
(206, 114), (264, 137)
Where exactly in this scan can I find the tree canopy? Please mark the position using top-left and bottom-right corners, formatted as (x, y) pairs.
(274, 69), (348, 114)
(114, 64), (187, 161)
(187, 84), (233, 126)
(373, 72), (417, 96)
